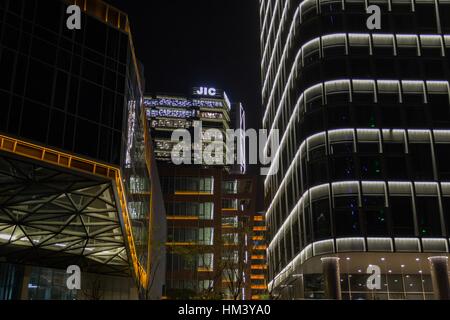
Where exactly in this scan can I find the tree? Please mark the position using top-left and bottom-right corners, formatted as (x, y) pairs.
(219, 223), (252, 300)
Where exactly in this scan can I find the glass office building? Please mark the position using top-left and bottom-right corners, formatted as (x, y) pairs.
(261, 0), (450, 299)
(145, 90), (263, 299)
(0, 0), (165, 300)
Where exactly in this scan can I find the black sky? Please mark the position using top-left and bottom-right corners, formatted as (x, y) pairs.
(105, 0), (262, 130)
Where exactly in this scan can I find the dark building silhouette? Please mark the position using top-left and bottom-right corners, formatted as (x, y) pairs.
(0, 0), (165, 300)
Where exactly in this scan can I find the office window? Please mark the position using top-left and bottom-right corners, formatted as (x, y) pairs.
(26, 59), (54, 105)
(409, 143), (433, 180)
(429, 94), (450, 122)
(128, 201), (146, 220)
(363, 196), (388, 236)
(308, 158), (327, 186)
(327, 105), (350, 127)
(20, 101), (49, 143)
(312, 198), (332, 240)
(223, 180), (238, 194)
(441, 4), (450, 31)
(381, 105), (403, 127)
(360, 156), (382, 179)
(198, 253), (214, 270)
(436, 144), (450, 179)
(332, 156), (355, 180)
(334, 195), (360, 236)
(130, 175), (148, 193)
(199, 228), (214, 245)
(222, 216), (238, 228)
(415, 196), (442, 237)
(48, 110), (64, 148)
(0, 49), (15, 91)
(390, 196), (415, 236)
(222, 232), (238, 245)
(78, 81), (102, 122)
(440, 196), (450, 236)
(385, 156), (408, 179)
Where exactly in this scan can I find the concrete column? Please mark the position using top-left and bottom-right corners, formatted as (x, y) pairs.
(428, 256), (450, 300)
(321, 257), (342, 300)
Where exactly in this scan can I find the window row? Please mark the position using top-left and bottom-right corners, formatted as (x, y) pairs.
(268, 78), (450, 169)
(166, 252), (214, 272)
(0, 92), (124, 165)
(0, 0), (130, 62)
(167, 227), (214, 245)
(0, 49), (127, 127)
(264, 32), (450, 111)
(263, 1), (450, 124)
(267, 128), (450, 224)
(265, 79), (450, 196)
(268, 181), (450, 273)
(165, 202), (214, 220)
(160, 176), (214, 194)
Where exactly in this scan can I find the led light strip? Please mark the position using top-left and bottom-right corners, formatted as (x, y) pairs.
(263, 78), (450, 191)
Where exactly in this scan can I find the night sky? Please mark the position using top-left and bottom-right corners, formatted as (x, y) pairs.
(105, 0), (262, 130)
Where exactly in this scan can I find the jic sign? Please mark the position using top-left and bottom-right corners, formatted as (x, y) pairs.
(193, 86), (223, 98)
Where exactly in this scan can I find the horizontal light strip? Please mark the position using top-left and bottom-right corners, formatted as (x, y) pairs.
(263, 33), (450, 156)
(265, 126), (374, 216)
(268, 236), (450, 289)
(265, 125), (450, 223)
(166, 216), (199, 220)
(263, 78), (450, 190)
(268, 179), (450, 251)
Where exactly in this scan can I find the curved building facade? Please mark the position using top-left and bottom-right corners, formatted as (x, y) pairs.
(260, 0), (450, 299)
(0, 0), (166, 300)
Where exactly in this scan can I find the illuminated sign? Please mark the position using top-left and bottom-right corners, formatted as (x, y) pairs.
(146, 108), (196, 119)
(193, 86), (223, 98)
(194, 87), (217, 97)
(144, 98), (226, 109)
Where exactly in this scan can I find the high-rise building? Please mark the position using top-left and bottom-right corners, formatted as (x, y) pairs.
(144, 89), (261, 299)
(0, 0), (165, 300)
(261, 0), (450, 299)
(250, 211), (269, 300)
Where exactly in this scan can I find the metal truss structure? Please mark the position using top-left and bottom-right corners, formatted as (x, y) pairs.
(0, 135), (147, 286)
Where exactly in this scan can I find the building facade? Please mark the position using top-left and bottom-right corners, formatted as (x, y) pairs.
(261, 0), (450, 299)
(145, 90), (263, 299)
(0, 0), (165, 300)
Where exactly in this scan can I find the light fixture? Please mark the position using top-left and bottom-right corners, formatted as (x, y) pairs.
(381, 257), (385, 261)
